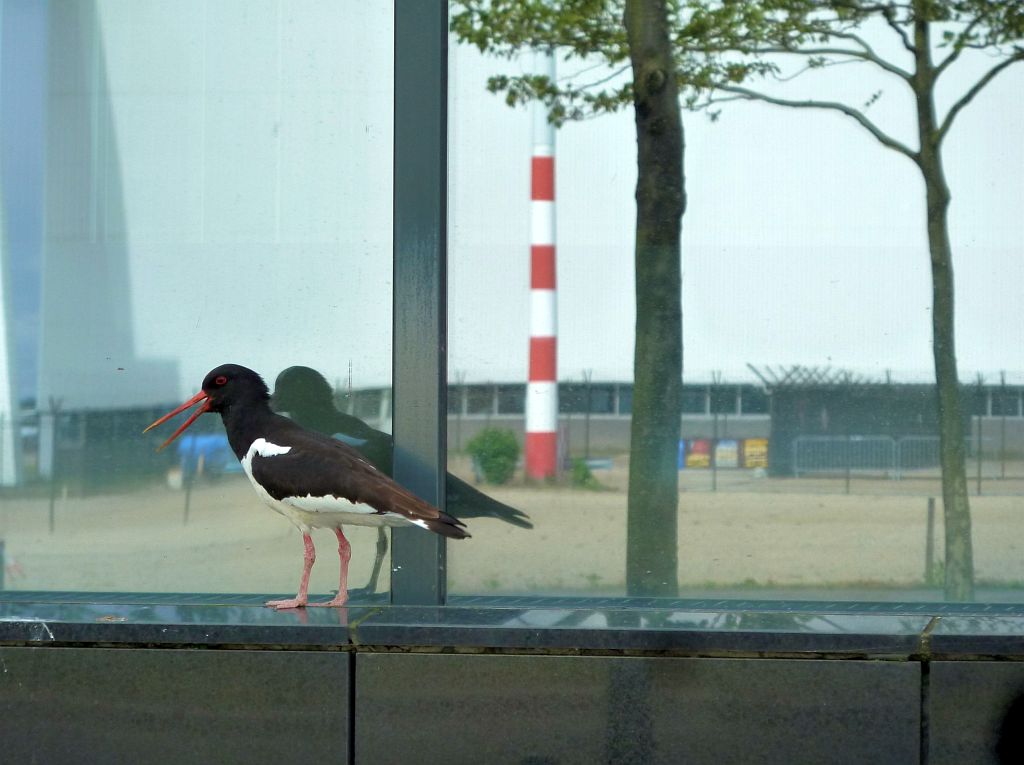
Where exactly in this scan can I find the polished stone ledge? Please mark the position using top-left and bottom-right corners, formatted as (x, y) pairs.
(0, 593), (1022, 656)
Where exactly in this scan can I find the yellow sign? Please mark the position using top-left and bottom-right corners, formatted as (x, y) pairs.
(743, 438), (769, 468)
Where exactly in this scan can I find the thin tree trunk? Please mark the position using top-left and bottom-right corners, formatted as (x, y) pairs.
(913, 11), (974, 600)
(925, 163), (974, 601)
(624, 0), (684, 597)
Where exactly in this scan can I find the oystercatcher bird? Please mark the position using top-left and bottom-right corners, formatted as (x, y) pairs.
(272, 366), (531, 594)
(144, 364), (469, 609)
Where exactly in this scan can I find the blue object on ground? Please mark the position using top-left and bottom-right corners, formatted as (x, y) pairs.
(176, 433), (241, 477)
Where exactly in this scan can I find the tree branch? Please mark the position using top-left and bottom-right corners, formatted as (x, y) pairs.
(716, 84), (918, 161)
(938, 51), (1024, 141)
(826, 1), (915, 51)
(934, 11), (996, 79)
(772, 57), (860, 83)
(751, 41), (912, 80)
(825, 31), (912, 78)
(573, 64), (632, 91)
(881, 7), (914, 52)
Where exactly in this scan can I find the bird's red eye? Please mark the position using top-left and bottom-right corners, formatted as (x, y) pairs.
(214, 375), (228, 386)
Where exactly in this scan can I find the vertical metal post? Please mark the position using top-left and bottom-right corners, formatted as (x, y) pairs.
(453, 370), (465, 453)
(711, 371), (721, 492)
(975, 412), (982, 496)
(391, 0), (448, 605)
(925, 497), (936, 586)
(975, 375), (983, 497)
(47, 397), (62, 534)
(844, 431), (851, 495)
(583, 368), (592, 461)
(1000, 371), (1006, 480)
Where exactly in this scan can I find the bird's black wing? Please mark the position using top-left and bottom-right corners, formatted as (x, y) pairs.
(251, 425), (469, 539)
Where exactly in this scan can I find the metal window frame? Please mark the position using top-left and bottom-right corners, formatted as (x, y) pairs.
(390, 0), (448, 605)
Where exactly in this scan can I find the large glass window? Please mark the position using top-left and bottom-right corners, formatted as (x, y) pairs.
(2, 3), (1021, 612)
(445, 9), (1024, 604)
(0, 1), (393, 597)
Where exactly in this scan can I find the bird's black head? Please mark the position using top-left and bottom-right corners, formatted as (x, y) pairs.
(201, 363), (270, 413)
(143, 363), (270, 450)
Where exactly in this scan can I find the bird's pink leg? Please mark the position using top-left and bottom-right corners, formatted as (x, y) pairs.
(266, 533), (316, 609)
(310, 527), (351, 607)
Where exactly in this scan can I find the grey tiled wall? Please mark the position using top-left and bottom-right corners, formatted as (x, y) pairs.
(0, 647), (351, 765)
(356, 654), (920, 765)
(5, 645), (1024, 763)
(928, 661), (1024, 765)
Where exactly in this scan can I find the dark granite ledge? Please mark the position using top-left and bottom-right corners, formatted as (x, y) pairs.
(0, 598), (365, 646)
(928, 616), (1024, 657)
(350, 606), (930, 655)
(0, 593), (1022, 657)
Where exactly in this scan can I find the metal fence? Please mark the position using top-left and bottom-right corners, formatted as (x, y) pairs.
(792, 436), (898, 478)
(894, 436), (941, 478)
(793, 435), (945, 478)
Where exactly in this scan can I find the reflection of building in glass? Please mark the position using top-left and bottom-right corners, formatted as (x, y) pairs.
(437, 378), (1023, 477)
(398, 380), (769, 455)
(0, 4), (1019, 492)
(0, 0), (48, 485)
(0, 203), (19, 484)
(749, 367), (1024, 477)
(12, 376), (1019, 490)
(0, 2), (181, 484)
(37, 2), (178, 416)
(0, 2), (395, 486)
(44, 3), (183, 479)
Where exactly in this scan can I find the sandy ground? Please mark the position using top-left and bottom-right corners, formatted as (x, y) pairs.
(1, 459), (1022, 597)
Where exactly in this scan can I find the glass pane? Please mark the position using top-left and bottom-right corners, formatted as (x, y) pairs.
(0, 1), (393, 598)
(446, 14), (1024, 604)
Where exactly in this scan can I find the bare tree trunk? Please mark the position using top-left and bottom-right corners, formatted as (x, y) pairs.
(913, 12), (974, 600)
(624, 0), (684, 597)
(925, 160), (974, 601)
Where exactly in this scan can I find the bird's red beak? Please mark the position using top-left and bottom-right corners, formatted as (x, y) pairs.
(143, 391), (212, 451)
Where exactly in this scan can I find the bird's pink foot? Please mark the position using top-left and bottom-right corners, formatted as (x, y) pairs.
(308, 593), (349, 608)
(265, 597), (307, 610)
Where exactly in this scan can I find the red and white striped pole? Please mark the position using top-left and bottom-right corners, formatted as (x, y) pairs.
(526, 50), (558, 480)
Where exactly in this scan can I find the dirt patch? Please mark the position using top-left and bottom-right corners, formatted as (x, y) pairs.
(1, 465), (1021, 598)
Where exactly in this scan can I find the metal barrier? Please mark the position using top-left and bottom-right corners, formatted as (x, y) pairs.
(793, 436), (897, 477)
(793, 435), (945, 479)
(895, 436), (941, 478)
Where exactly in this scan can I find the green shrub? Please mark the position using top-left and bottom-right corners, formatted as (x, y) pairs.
(466, 427), (520, 484)
(570, 458), (603, 490)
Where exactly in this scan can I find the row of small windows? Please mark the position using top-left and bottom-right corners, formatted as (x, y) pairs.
(450, 382), (770, 417)
(344, 382), (1024, 422)
(346, 382), (770, 419)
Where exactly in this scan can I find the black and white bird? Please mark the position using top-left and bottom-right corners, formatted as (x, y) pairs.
(272, 365), (531, 594)
(144, 363), (469, 609)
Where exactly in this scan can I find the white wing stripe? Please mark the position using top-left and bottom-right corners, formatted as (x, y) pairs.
(284, 494), (377, 515)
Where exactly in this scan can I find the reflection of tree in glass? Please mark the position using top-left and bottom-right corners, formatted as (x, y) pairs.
(686, 0), (1024, 602)
(452, 0), (687, 597)
(453, 1), (1023, 602)
(272, 367), (532, 594)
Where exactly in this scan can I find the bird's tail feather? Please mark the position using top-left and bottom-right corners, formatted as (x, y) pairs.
(423, 511), (470, 540)
(446, 474), (533, 528)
